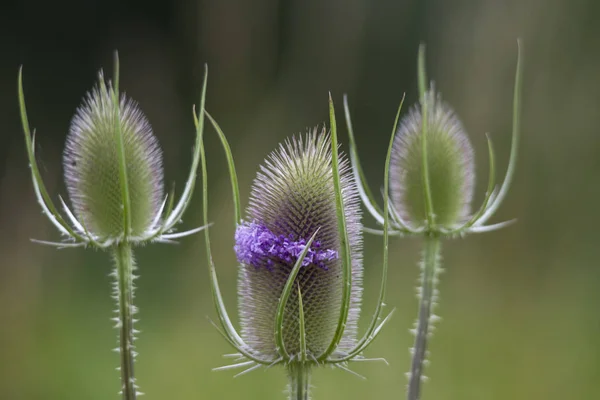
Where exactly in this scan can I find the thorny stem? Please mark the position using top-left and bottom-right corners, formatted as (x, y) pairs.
(407, 235), (441, 400)
(288, 364), (311, 400)
(112, 243), (138, 400)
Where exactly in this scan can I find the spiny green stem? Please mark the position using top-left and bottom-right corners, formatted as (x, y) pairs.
(288, 364), (311, 400)
(407, 235), (441, 400)
(113, 243), (138, 400)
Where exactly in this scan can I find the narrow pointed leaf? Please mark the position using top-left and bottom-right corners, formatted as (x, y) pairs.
(333, 110), (396, 362)
(362, 227), (404, 237)
(233, 363), (263, 378)
(452, 133), (497, 232)
(334, 363), (366, 380)
(344, 95), (385, 223)
(58, 195), (87, 235)
(150, 194), (169, 231)
(470, 219), (516, 233)
(110, 51), (133, 237)
(164, 65), (208, 230)
(418, 44), (435, 228)
(196, 72), (269, 365)
(30, 239), (86, 248)
(274, 230), (319, 361)
(213, 361), (255, 372)
(476, 40), (523, 225)
(159, 224), (208, 240)
(207, 318), (273, 365)
(18, 69), (83, 241)
(319, 94), (352, 361)
(298, 284), (307, 363)
(204, 110), (242, 226)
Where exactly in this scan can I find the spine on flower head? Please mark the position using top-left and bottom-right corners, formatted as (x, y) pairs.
(63, 72), (164, 240)
(390, 88), (475, 229)
(234, 128), (363, 359)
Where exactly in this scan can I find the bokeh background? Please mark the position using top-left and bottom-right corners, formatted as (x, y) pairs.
(1, 0), (599, 399)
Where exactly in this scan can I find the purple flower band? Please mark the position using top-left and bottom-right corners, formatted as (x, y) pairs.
(234, 222), (338, 270)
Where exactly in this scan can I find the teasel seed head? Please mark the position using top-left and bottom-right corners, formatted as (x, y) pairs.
(63, 72), (164, 240)
(234, 128), (363, 360)
(390, 88), (475, 229)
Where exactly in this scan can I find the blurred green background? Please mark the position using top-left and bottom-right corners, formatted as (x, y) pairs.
(1, 0), (599, 399)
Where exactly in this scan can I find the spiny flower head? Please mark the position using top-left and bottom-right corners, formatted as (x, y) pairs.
(345, 42), (523, 237)
(206, 97), (393, 389)
(390, 88), (475, 229)
(64, 72), (164, 240)
(235, 128), (363, 360)
(19, 54), (210, 400)
(18, 55), (209, 250)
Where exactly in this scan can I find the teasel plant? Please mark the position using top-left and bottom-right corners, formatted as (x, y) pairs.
(198, 95), (395, 400)
(18, 53), (209, 399)
(344, 41), (523, 400)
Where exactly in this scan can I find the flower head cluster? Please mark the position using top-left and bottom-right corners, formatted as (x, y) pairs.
(205, 111), (393, 386)
(234, 221), (338, 270)
(18, 57), (209, 249)
(19, 54), (209, 400)
(237, 129), (363, 359)
(345, 43), (522, 237)
(64, 72), (165, 240)
(390, 88), (475, 228)
(343, 42), (523, 400)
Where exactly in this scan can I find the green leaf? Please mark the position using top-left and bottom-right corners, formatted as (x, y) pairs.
(343, 95), (385, 222)
(111, 51), (133, 238)
(274, 229), (319, 361)
(197, 68), (273, 366)
(450, 133), (496, 233)
(204, 111), (242, 226)
(319, 94), (352, 361)
(298, 284), (307, 363)
(18, 67), (85, 242)
(418, 43), (435, 228)
(164, 64), (208, 230)
(476, 39), (523, 225)
(332, 94), (398, 362)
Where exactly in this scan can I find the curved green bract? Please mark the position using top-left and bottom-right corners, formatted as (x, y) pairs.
(318, 94), (352, 361)
(274, 229), (320, 361)
(163, 67), (208, 232)
(448, 134), (497, 234)
(204, 111), (242, 226)
(332, 95), (400, 362)
(418, 44), (435, 228)
(197, 70), (277, 366)
(476, 39), (523, 226)
(297, 285), (307, 363)
(18, 68), (85, 242)
(111, 52), (132, 238)
(344, 95), (385, 221)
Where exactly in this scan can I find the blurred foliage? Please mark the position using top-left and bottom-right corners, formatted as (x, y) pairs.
(1, 0), (599, 399)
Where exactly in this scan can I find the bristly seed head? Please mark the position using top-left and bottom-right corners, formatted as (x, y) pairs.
(63, 72), (164, 240)
(391, 88), (475, 228)
(235, 128), (363, 360)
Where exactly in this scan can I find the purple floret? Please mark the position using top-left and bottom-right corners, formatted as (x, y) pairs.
(234, 221), (338, 270)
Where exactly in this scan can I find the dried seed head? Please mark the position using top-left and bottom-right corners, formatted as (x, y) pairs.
(391, 89), (475, 228)
(64, 72), (164, 239)
(235, 128), (363, 359)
